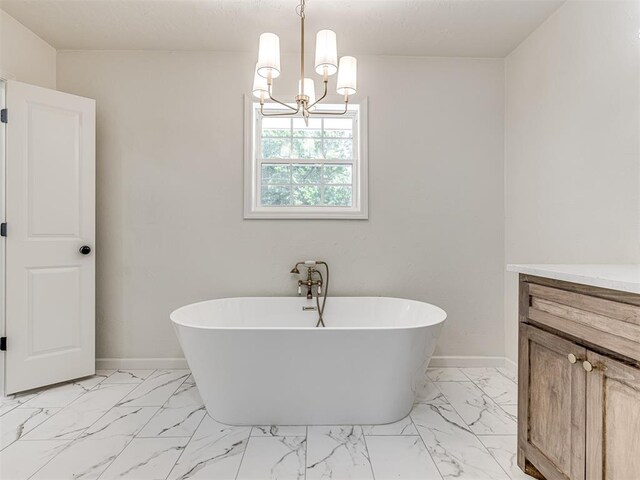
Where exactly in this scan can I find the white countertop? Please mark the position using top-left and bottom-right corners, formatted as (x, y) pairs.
(507, 264), (640, 294)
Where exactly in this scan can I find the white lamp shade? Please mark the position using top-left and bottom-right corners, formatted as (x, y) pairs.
(314, 30), (338, 76)
(336, 56), (357, 96)
(252, 64), (269, 100)
(257, 32), (281, 78)
(299, 78), (316, 105)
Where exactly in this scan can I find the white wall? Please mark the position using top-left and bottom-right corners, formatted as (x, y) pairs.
(0, 10), (56, 87)
(56, 51), (505, 364)
(504, 0), (640, 362)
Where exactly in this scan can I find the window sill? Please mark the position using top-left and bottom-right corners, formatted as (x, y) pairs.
(244, 207), (368, 220)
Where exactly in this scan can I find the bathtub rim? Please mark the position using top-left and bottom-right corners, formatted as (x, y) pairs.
(170, 295), (447, 331)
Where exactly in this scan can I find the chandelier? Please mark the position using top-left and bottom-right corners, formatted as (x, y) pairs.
(252, 0), (358, 123)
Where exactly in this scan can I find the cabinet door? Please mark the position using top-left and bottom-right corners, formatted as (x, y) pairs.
(586, 351), (640, 480)
(519, 324), (587, 480)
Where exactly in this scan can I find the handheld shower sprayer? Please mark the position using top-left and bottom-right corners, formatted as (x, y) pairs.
(290, 260), (317, 274)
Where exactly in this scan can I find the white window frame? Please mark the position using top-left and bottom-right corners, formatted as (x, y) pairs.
(244, 95), (368, 219)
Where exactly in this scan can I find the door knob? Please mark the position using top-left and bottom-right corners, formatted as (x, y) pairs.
(583, 360), (593, 372)
(79, 245), (91, 255)
(568, 353), (578, 364)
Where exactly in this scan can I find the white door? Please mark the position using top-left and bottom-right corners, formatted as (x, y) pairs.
(4, 80), (95, 394)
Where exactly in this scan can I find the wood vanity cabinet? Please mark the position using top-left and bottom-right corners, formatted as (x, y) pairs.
(518, 275), (640, 480)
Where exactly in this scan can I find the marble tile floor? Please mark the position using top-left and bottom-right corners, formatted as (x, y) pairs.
(0, 367), (533, 480)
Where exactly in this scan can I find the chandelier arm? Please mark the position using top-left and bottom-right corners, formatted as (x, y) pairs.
(266, 84), (299, 112)
(266, 97), (299, 112)
(307, 81), (329, 110)
(307, 99), (350, 116)
(260, 103), (301, 117)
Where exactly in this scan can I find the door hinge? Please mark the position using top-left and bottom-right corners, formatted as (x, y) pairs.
(0, 337), (6, 351)
(0, 109), (6, 123)
(0, 223), (6, 237)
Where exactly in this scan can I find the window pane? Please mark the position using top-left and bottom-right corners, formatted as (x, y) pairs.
(292, 138), (322, 159)
(292, 164), (322, 184)
(262, 118), (291, 138)
(324, 119), (353, 138)
(293, 118), (322, 138)
(293, 129), (322, 138)
(263, 128), (291, 138)
(262, 164), (291, 184)
(324, 118), (352, 130)
(324, 139), (353, 159)
(261, 185), (291, 206)
(323, 165), (352, 184)
(263, 118), (291, 129)
(323, 186), (352, 206)
(293, 185), (321, 205)
(255, 107), (361, 214)
(293, 118), (321, 129)
(324, 129), (352, 138)
(262, 138), (291, 158)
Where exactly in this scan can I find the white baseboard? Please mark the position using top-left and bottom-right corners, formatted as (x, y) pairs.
(96, 358), (189, 370)
(97, 355), (514, 371)
(428, 356), (508, 368)
(503, 357), (518, 375)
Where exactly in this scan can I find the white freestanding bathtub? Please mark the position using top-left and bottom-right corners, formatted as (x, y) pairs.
(170, 297), (446, 425)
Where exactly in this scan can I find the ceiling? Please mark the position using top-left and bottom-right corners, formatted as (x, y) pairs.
(0, 0), (564, 57)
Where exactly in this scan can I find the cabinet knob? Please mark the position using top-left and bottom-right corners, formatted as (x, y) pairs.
(583, 360), (593, 372)
(568, 353), (578, 364)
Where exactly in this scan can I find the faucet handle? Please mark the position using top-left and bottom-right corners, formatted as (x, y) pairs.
(317, 285), (322, 295)
(298, 285), (302, 296)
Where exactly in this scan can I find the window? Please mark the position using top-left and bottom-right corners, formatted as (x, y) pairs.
(244, 98), (368, 219)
